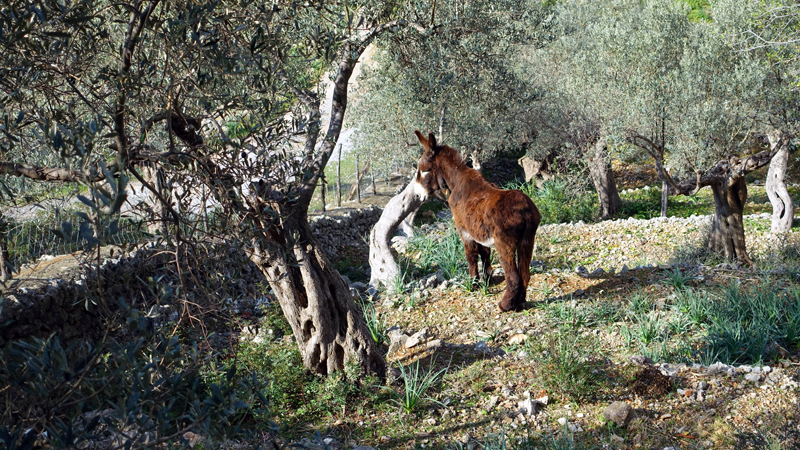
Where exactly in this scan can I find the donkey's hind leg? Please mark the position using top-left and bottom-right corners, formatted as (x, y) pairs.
(518, 233), (535, 291)
(495, 242), (525, 312)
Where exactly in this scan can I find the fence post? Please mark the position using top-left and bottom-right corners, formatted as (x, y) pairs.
(355, 153), (361, 203)
(321, 175), (326, 212)
(337, 145), (342, 207)
(370, 163), (377, 195)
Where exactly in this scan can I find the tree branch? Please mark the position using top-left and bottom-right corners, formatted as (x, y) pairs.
(0, 162), (114, 183)
(115, 0), (160, 163)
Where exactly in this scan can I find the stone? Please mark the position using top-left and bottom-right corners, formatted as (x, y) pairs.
(388, 332), (408, 355)
(706, 362), (730, 375)
(404, 328), (428, 349)
(557, 417), (568, 426)
(629, 355), (655, 366)
(603, 401), (637, 428)
(609, 435), (625, 446)
(589, 267), (606, 278)
(427, 339), (444, 349)
(745, 372), (761, 383)
(575, 266), (590, 277)
(508, 333), (528, 345)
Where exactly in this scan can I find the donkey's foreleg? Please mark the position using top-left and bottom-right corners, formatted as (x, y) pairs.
(476, 244), (492, 282)
(462, 238), (482, 287)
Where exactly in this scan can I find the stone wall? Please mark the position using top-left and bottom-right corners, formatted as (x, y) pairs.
(309, 205), (382, 260)
(0, 205), (383, 345)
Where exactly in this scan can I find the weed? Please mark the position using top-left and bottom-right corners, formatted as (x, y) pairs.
(507, 177), (598, 225)
(360, 301), (387, 346)
(388, 263), (409, 294)
(534, 280), (555, 298)
(701, 280), (800, 364)
(532, 331), (605, 402)
(660, 266), (700, 290)
(630, 312), (666, 346)
(672, 288), (712, 328)
(547, 298), (589, 330)
(627, 292), (653, 316)
(590, 300), (622, 325)
(409, 221), (469, 281)
(382, 358), (448, 414)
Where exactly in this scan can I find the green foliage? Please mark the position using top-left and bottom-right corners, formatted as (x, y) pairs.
(214, 336), (369, 422)
(383, 359), (448, 414)
(361, 301), (388, 347)
(0, 302), (264, 450)
(508, 177), (598, 225)
(531, 331), (606, 402)
(627, 292), (653, 316)
(349, 0), (556, 174)
(672, 288), (713, 328)
(682, 0), (711, 22)
(660, 266), (701, 290)
(408, 221), (469, 281)
(702, 281), (800, 364)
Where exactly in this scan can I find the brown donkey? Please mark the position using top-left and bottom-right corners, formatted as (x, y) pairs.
(415, 131), (541, 312)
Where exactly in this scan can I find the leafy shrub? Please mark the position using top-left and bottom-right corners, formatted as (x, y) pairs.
(0, 302), (264, 450)
(507, 177), (598, 225)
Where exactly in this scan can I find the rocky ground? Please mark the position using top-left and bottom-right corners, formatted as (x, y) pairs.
(268, 210), (800, 450)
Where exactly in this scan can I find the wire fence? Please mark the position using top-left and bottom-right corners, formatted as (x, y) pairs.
(6, 214), (147, 270)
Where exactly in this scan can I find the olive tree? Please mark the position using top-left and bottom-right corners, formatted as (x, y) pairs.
(531, 0), (786, 264)
(0, 0), (431, 377)
(349, 0), (554, 175)
(725, 0), (799, 233)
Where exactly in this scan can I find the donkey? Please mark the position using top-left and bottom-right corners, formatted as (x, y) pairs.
(415, 131), (541, 312)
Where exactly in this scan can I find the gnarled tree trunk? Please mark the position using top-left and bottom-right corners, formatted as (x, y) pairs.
(766, 130), (794, 234)
(369, 177), (429, 290)
(587, 137), (621, 219)
(708, 177), (752, 265)
(250, 208), (385, 377)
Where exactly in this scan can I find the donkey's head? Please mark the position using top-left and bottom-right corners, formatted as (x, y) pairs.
(414, 130), (448, 196)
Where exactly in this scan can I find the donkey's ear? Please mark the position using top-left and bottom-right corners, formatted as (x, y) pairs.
(428, 133), (438, 151)
(414, 130), (430, 150)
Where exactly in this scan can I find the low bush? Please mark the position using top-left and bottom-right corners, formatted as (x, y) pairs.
(507, 177), (598, 225)
(0, 301), (265, 450)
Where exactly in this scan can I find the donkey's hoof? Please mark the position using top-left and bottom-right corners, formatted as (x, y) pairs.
(497, 300), (523, 313)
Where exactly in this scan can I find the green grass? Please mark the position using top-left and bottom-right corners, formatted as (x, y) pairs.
(408, 221), (470, 282)
(507, 177), (598, 225)
(530, 331), (607, 402)
(382, 358), (448, 414)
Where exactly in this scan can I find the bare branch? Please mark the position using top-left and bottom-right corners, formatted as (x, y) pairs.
(0, 162), (114, 183)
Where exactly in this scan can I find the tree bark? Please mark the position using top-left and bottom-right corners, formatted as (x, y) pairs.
(587, 137), (622, 219)
(369, 177), (430, 290)
(398, 206), (418, 238)
(661, 179), (669, 218)
(708, 177), (752, 265)
(766, 130), (794, 233)
(250, 207), (385, 378)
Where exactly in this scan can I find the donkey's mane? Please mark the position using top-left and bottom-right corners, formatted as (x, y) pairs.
(435, 145), (496, 191)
